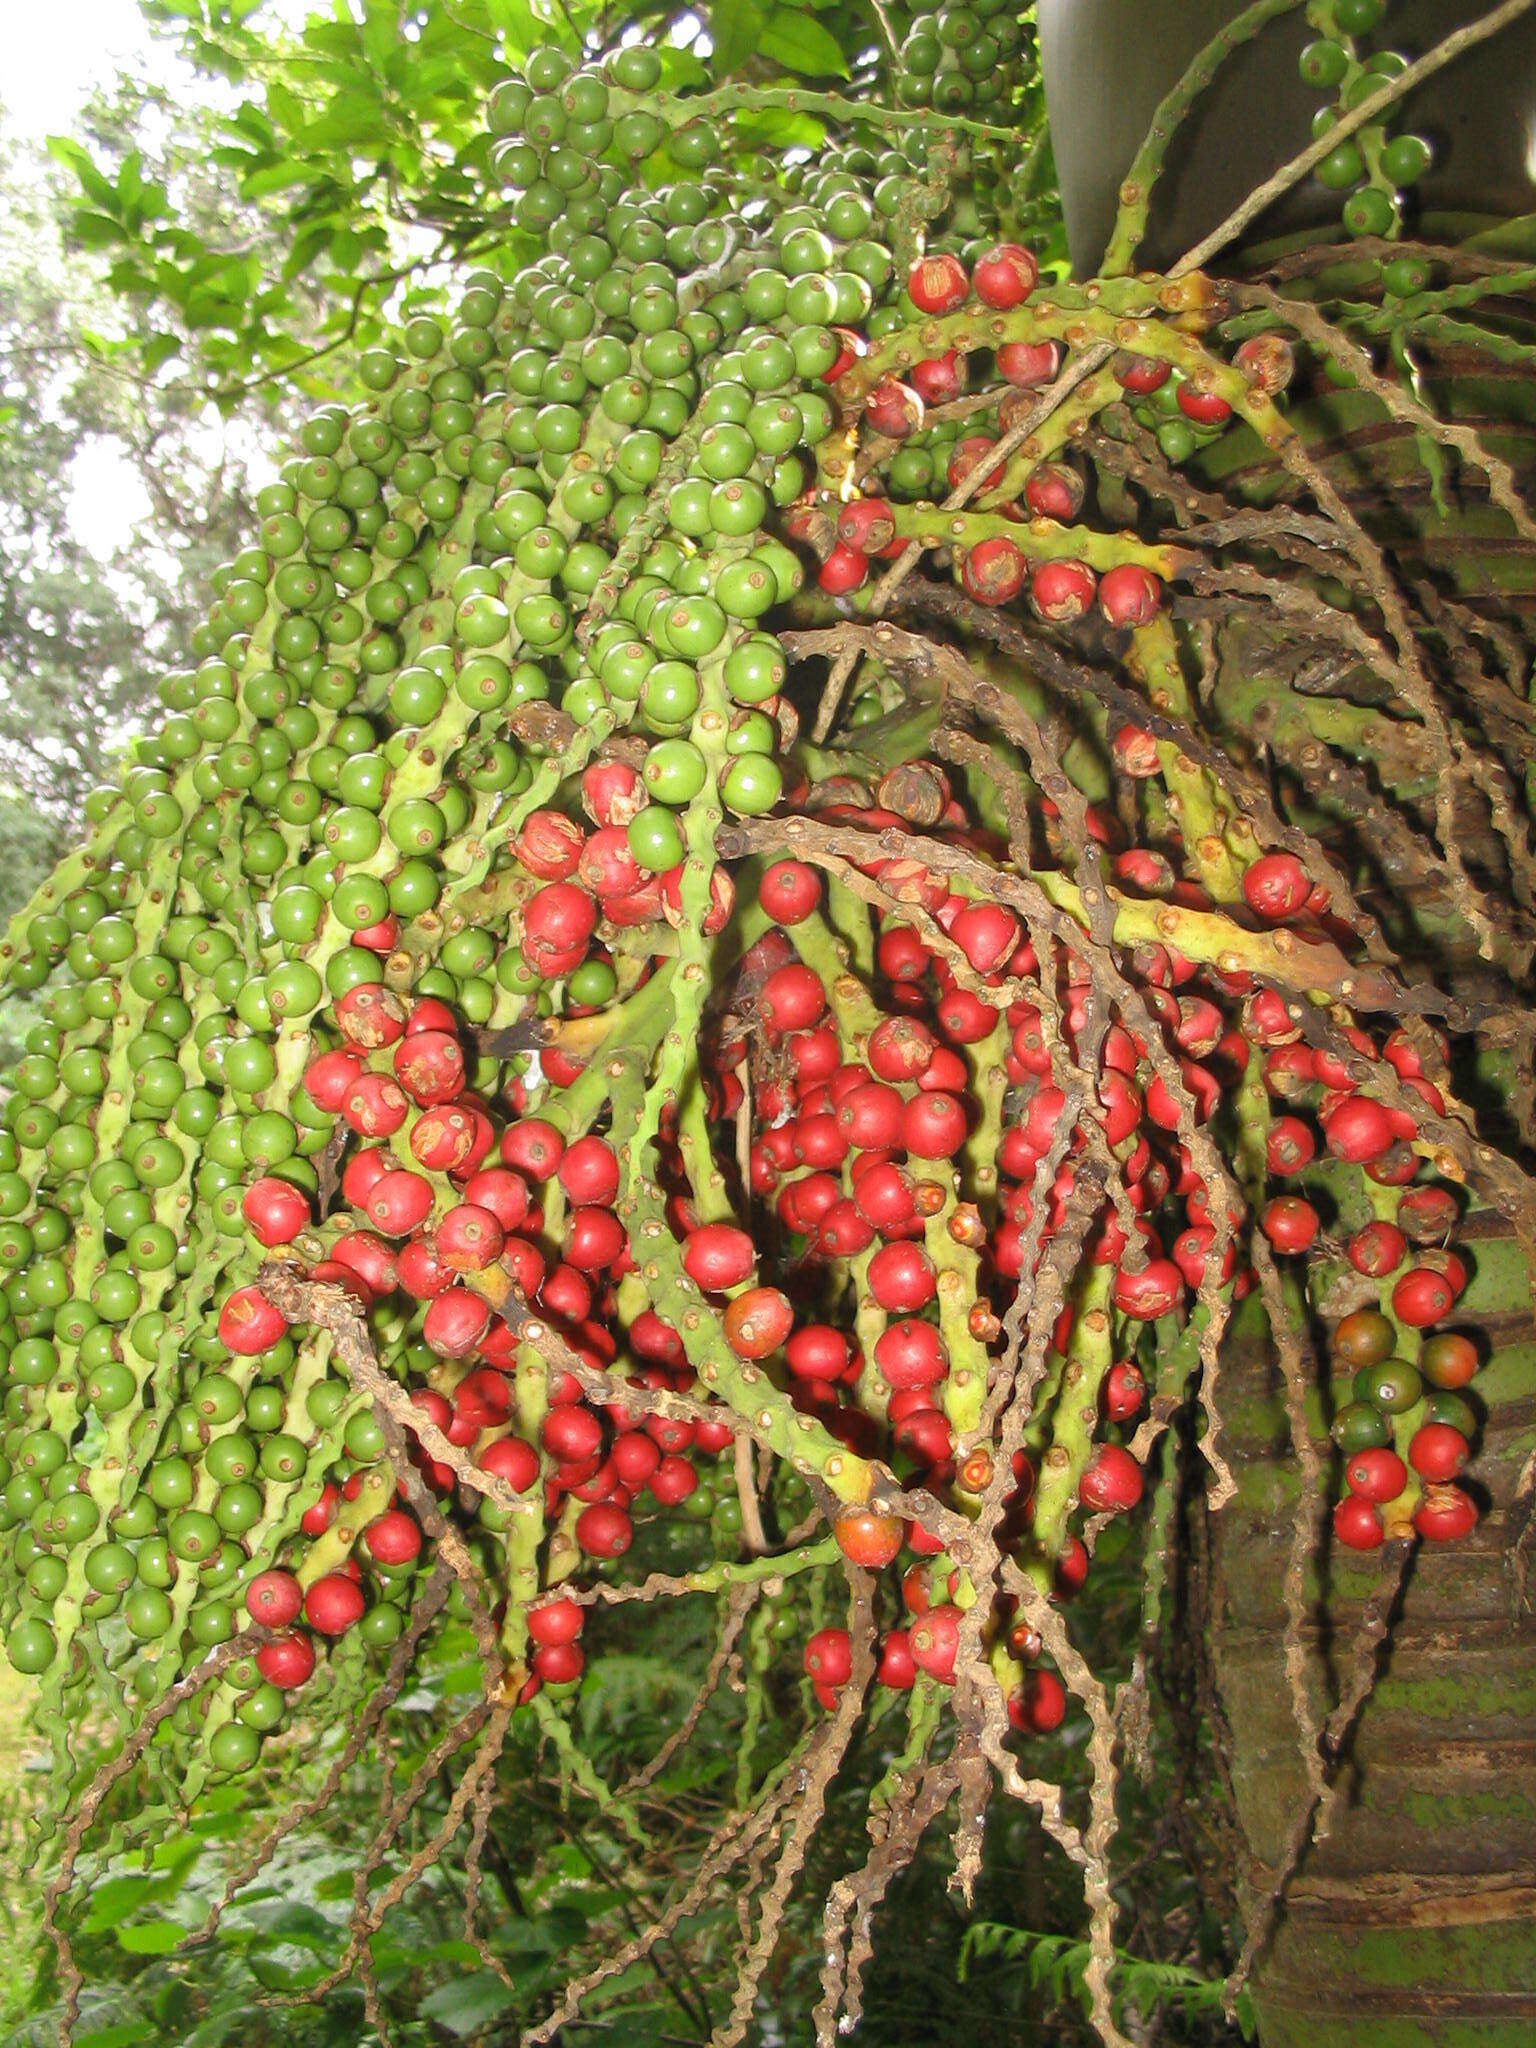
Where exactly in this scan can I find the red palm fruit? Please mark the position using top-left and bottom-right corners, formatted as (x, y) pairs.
(877, 1629), (917, 1689)
(998, 338), (1062, 386)
(303, 1046), (365, 1112)
(867, 1018), (935, 1084)
(611, 1431), (661, 1491)
(339, 1071), (407, 1139)
(409, 1105), (478, 1174)
(527, 1596), (583, 1648)
(723, 1286), (794, 1360)
(301, 1483), (339, 1537)
(1250, 988), (1303, 1046)
(1333, 1494), (1385, 1550)
(837, 495), (897, 555)
(1392, 1265), (1456, 1328)
(876, 1310), (950, 1392)
(789, 1026), (841, 1088)
(682, 1223), (755, 1292)
(1113, 1258), (1185, 1320)
(950, 902), (1020, 975)
(935, 987), (999, 1044)
(332, 1230), (398, 1295)
(628, 1309), (684, 1366)
(854, 1161), (920, 1235)
(649, 1454), (697, 1505)
(837, 1081), (904, 1151)
(760, 858), (820, 924)
(1054, 1537), (1090, 1597)
(393, 1030), (465, 1108)
(1265, 1115), (1316, 1175)
(1345, 1447), (1408, 1502)
(1262, 1195), (1319, 1255)
(1028, 557), (1098, 622)
(1010, 1667), (1067, 1734)
(479, 1435), (540, 1493)
(814, 1198), (875, 1259)
(1112, 723), (1161, 778)
(961, 536), (1026, 605)
(864, 376), (924, 439)
(761, 961), (826, 1035)
(907, 250), (969, 313)
(431, 1203), (501, 1274)
(339, 1147), (388, 1212)
(532, 1641), (584, 1685)
(644, 1412), (695, 1456)
(542, 1404), (603, 1464)
(245, 1570), (303, 1628)
(1323, 1095), (1396, 1163)
(1096, 1072), (1142, 1148)
(1080, 1444), (1144, 1513)
(1177, 384), (1233, 425)
(805, 1626), (853, 1687)
(693, 1415), (734, 1455)
(1413, 1483), (1477, 1542)
(256, 1631), (315, 1690)
(901, 1091), (968, 1158)
(835, 1509), (905, 1570)
(868, 1242), (937, 1313)
(1420, 1332), (1478, 1389)
(242, 1177), (310, 1248)
(305, 1573), (366, 1637)
(785, 1325), (849, 1381)
(459, 1367), (512, 1421)
(1103, 1361), (1147, 1422)
(525, 880), (596, 955)
(972, 240), (1037, 307)
(399, 1233), (454, 1298)
(793, 1113), (848, 1171)
(575, 1502), (632, 1558)
(876, 924), (930, 982)
(1347, 1220), (1407, 1278)
(458, 1173), (527, 1242)
(818, 541), (869, 595)
(1022, 460), (1084, 521)
(423, 1286), (491, 1359)
(335, 983), (408, 1048)
(910, 1605), (961, 1684)
(581, 759), (643, 826)
(565, 1206), (626, 1273)
(518, 809), (584, 879)
(1409, 1423), (1469, 1482)
(909, 347), (965, 405)
(363, 1168), (434, 1237)
(1112, 352), (1170, 394)
(364, 1510), (422, 1566)
(577, 824), (646, 903)
(1242, 850), (1312, 922)
(218, 1286), (287, 1356)
(558, 1135), (620, 1208)
(501, 1118), (564, 1181)
(1098, 562), (1163, 627)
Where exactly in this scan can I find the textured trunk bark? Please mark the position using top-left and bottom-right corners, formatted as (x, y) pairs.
(1210, 1221), (1536, 2045)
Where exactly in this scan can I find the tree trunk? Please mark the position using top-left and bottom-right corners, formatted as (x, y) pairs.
(1207, 1217), (1536, 2048)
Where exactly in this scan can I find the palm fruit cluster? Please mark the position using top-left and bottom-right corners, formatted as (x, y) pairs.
(1300, 0), (1435, 246)
(0, 24), (1494, 1844)
(893, 2), (1032, 116)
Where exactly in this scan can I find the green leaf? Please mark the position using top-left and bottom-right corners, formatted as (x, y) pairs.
(713, 0), (769, 74)
(759, 8), (849, 77)
(75, 2025), (157, 2048)
(418, 1972), (517, 2037)
(115, 1918), (184, 1956)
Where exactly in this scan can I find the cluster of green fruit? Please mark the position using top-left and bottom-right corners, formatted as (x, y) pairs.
(1301, 0), (1434, 247)
(892, 2), (1032, 115)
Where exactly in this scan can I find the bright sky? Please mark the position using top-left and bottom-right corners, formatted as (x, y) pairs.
(4, 0), (313, 555)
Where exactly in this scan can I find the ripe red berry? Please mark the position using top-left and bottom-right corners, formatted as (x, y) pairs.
(805, 1626), (853, 1686)
(971, 241), (1037, 308)
(1113, 1258), (1184, 1320)
(1408, 1422), (1469, 1482)
(1016, 1667), (1067, 1733)
(256, 1631), (315, 1690)
(997, 339), (1061, 387)
(760, 859), (820, 924)
(868, 1241), (937, 1313)
(909, 1604), (961, 1684)
(961, 536), (1026, 605)
(876, 1630), (917, 1689)
(723, 1286), (794, 1360)
(1028, 557), (1097, 623)
(1097, 562), (1163, 627)
(1391, 1265), (1456, 1328)
(1333, 1494), (1385, 1550)
(1265, 1116), (1316, 1176)
(1079, 1444), (1143, 1513)
(364, 1510), (422, 1566)
(834, 1509), (905, 1570)
(682, 1222), (755, 1292)
(1412, 1483), (1477, 1542)
(1262, 1195), (1318, 1255)
(906, 252), (969, 315)
(1177, 385), (1233, 426)
(1345, 1447), (1408, 1502)
(574, 1502), (632, 1558)
(1243, 852), (1312, 922)
(818, 541), (869, 595)
(218, 1286), (288, 1356)
(245, 1570), (303, 1629)
(305, 1572), (366, 1637)
(241, 1177), (311, 1248)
